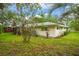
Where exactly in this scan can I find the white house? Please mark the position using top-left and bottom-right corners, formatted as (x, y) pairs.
(24, 22), (68, 38)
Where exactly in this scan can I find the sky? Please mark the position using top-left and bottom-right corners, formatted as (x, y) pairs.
(8, 3), (65, 17)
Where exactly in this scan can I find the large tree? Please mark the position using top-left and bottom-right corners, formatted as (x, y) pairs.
(60, 4), (79, 31)
(15, 3), (42, 42)
(48, 3), (79, 31)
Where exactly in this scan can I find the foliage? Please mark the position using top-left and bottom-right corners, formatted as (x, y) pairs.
(15, 3), (42, 42)
(0, 24), (3, 34)
(48, 4), (79, 31)
(70, 19), (79, 31)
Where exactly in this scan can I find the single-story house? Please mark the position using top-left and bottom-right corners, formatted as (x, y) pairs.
(24, 22), (68, 38)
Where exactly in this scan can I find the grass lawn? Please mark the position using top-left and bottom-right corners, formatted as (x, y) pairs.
(0, 32), (79, 56)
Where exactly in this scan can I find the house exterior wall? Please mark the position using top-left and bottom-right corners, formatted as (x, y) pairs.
(35, 25), (66, 38)
(35, 26), (58, 37)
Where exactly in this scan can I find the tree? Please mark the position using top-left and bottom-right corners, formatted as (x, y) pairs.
(0, 3), (12, 34)
(60, 4), (79, 31)
(15, 3), (42, 42)
(48, 3), (79, 31)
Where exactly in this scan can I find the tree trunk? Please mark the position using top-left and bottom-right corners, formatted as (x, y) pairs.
(21, 23), (32, 43)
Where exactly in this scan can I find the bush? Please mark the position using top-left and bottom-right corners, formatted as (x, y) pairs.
(0, 25), (3, 34)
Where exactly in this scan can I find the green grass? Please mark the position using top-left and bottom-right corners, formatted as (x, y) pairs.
(0, 32), (79, 56)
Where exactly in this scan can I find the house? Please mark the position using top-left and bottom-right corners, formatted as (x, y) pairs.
(24, 22), (68, 38)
